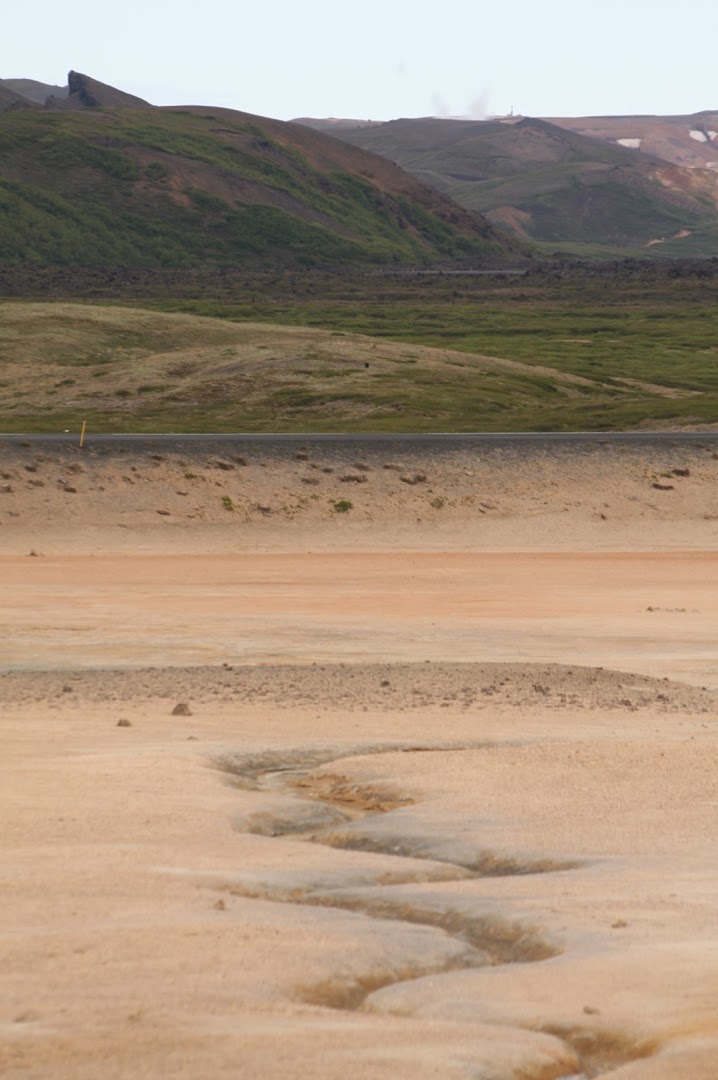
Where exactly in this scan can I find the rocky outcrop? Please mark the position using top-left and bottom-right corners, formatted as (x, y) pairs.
(48, 71), (151, 110)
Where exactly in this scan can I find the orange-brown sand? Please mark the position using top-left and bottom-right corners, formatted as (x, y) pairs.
(2, 442), (717, 1079)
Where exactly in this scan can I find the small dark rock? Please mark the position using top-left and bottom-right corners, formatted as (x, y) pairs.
(116, 718), (132, 727)
(171, 702), (192, 716)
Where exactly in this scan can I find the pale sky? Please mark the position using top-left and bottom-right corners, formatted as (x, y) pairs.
(5, 0), (717, 121)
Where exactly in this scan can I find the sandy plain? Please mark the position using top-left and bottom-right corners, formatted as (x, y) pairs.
(2, 437), (718, 1079)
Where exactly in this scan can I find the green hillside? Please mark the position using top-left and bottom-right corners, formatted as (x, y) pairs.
(0, 100), (522, 268)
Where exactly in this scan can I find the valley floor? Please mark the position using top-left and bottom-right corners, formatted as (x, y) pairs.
(1, 441), (717, 1079)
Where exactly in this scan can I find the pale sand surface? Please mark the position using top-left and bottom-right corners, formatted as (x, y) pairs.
(2, 552), (718, 687)
(2, 443), (718, 1079)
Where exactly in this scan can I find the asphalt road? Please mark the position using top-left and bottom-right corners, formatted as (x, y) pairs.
(2, 431), (718, 459)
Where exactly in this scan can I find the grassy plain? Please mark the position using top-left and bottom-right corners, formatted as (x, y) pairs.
(1, 268), (718, 432)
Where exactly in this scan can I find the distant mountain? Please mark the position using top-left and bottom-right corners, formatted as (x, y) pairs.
(297, 115), (718, 257)
(546, 112), (718, 171)
(293, 117), (385, 132)
(0, 83), (38, 111)
(0, 78), (68, 105)
(0, 72), (522, 268)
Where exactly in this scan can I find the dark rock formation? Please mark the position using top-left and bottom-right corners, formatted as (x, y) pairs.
(49, 71), (152, 110)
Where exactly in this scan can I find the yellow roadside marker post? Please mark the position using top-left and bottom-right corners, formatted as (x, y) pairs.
(79, 420), (87, 449)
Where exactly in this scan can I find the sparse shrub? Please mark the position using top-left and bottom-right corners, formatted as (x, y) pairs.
(333, 499), (353, 513)
(430, 496), (446, 509)
(221, 495), (234, 511)
(145, 161), (168, 183)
